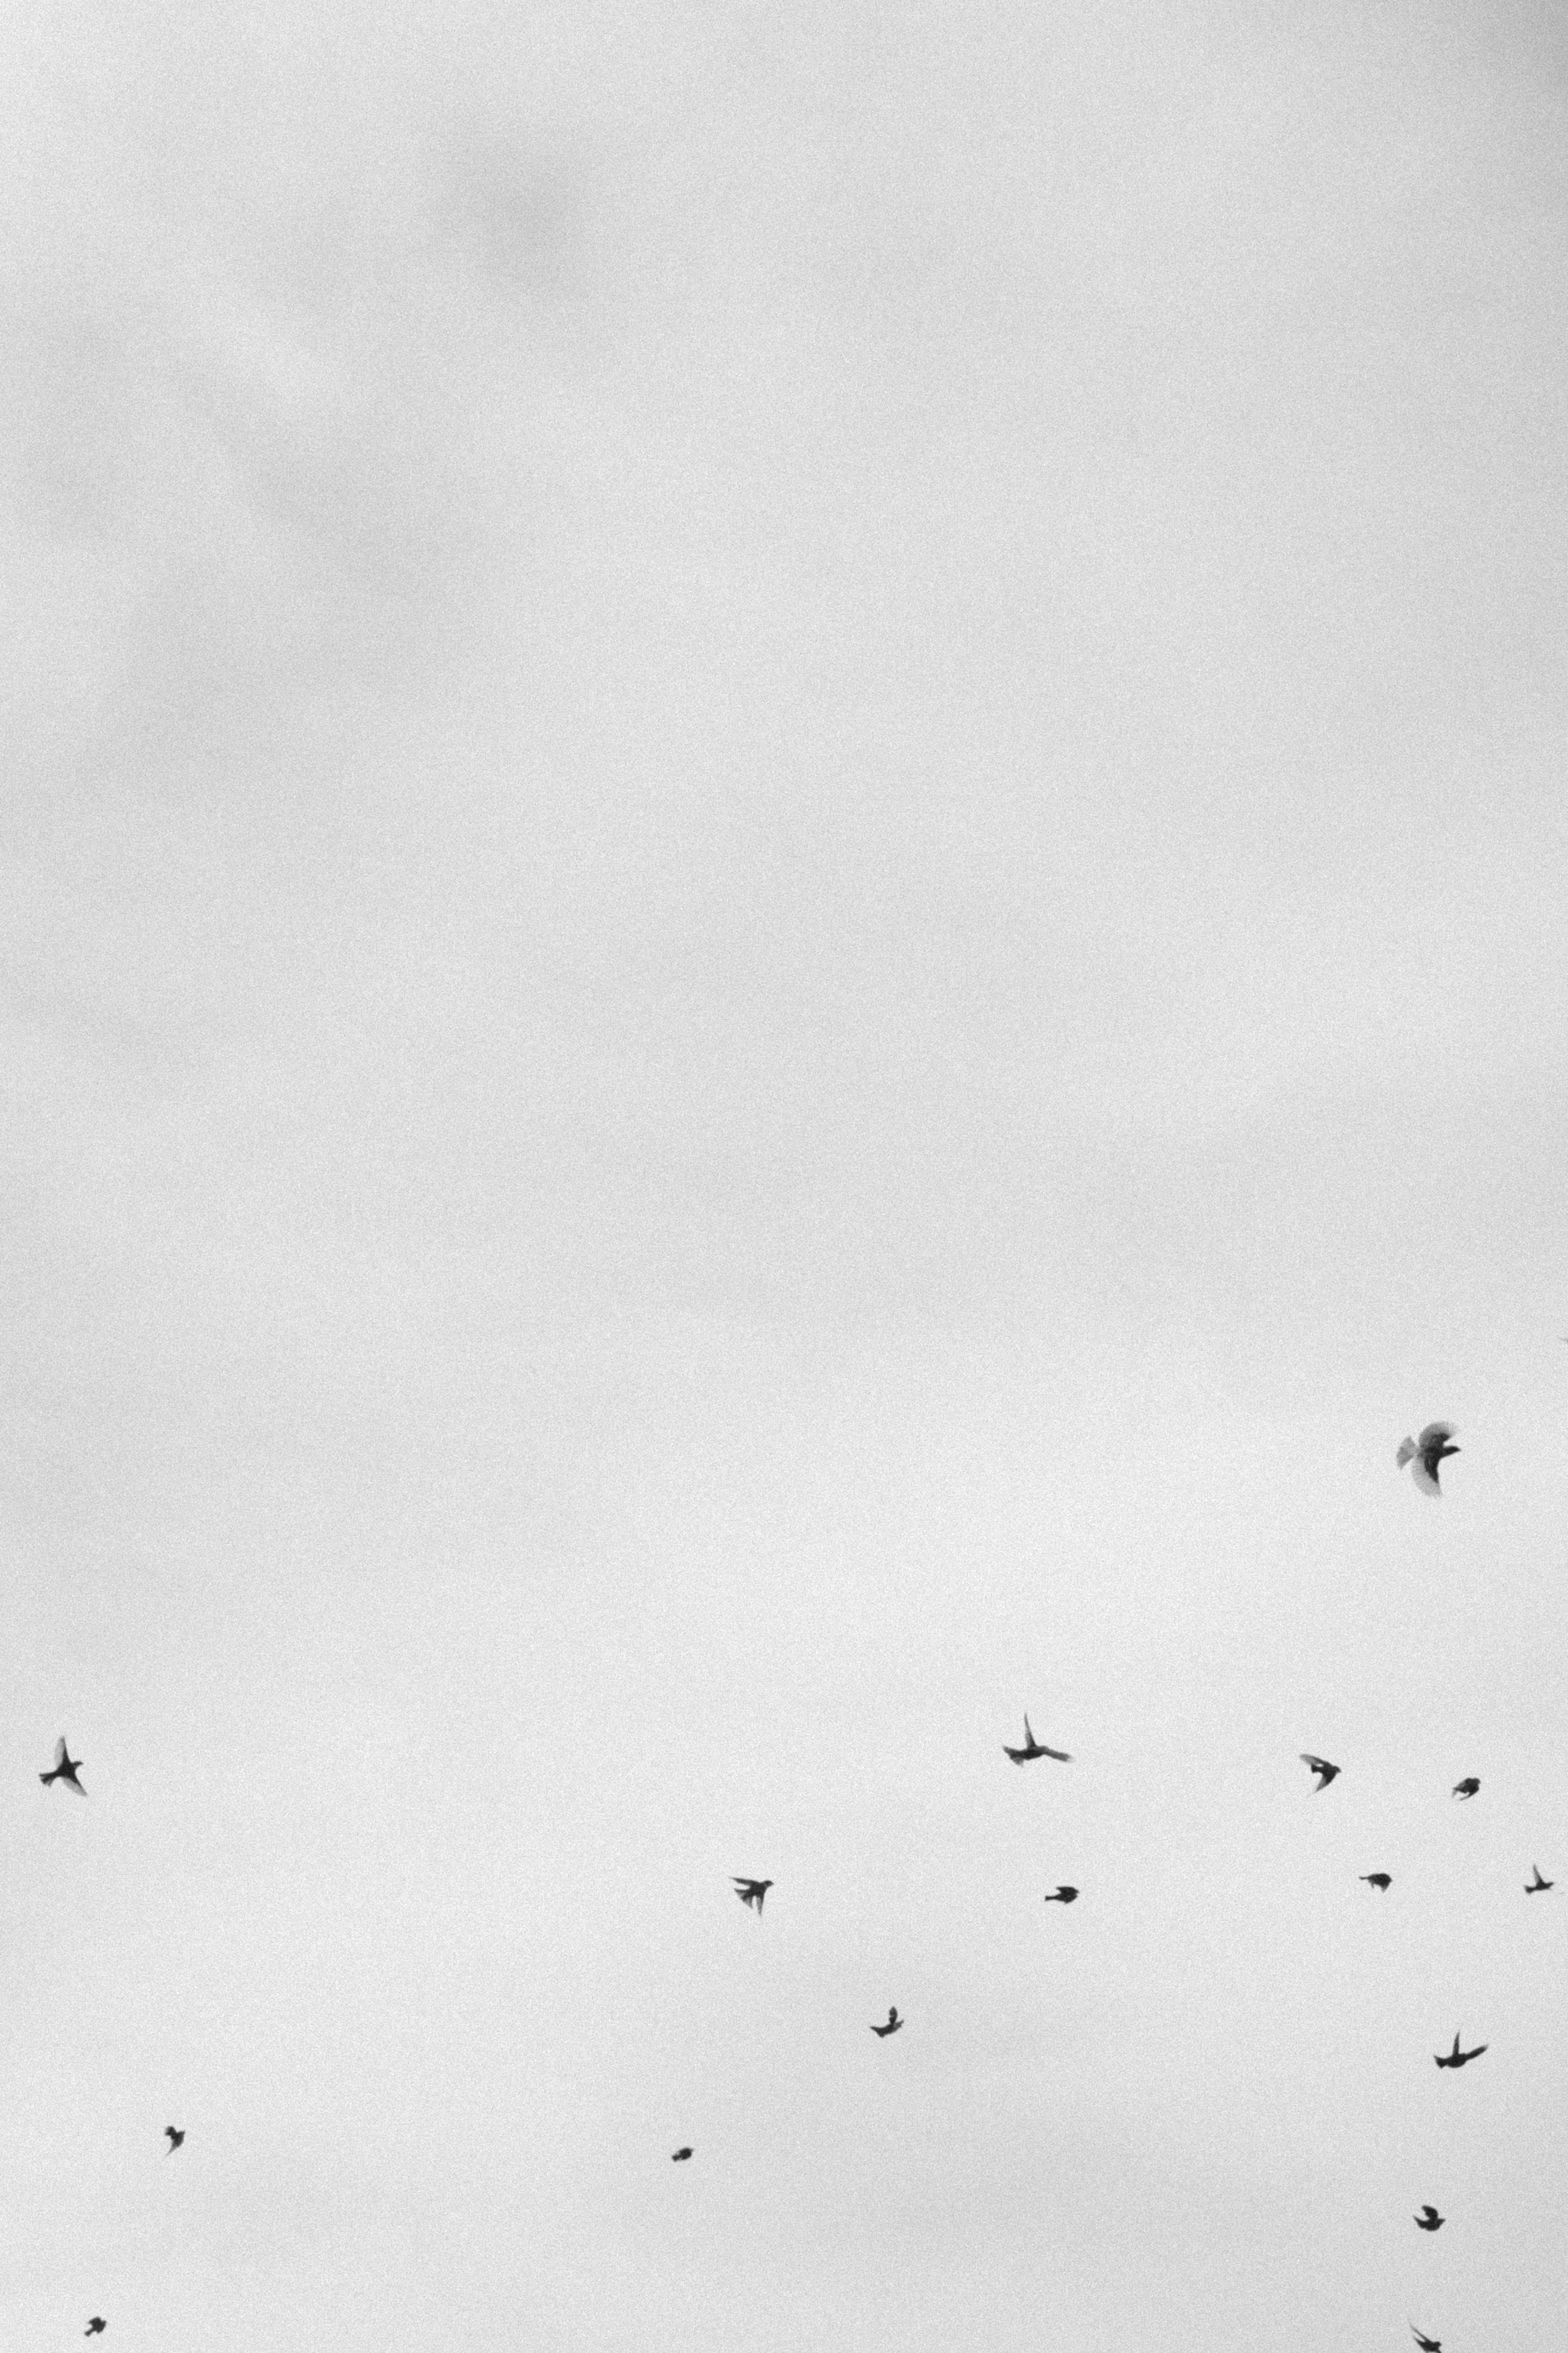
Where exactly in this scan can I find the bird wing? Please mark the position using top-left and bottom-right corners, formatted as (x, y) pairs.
(53, 1737), (67, 1767)
(1417, 1422), (1455, 1449)
(1410, 1456), (1443, 1496)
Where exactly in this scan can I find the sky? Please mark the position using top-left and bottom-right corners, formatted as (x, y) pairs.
(3, 0), (1568, 2345)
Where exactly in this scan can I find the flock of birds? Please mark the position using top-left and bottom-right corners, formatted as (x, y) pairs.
(28, 1419), (1550, 2342)
(36, 1743), (187, 2337)
(662, 1422), (1553, 2353)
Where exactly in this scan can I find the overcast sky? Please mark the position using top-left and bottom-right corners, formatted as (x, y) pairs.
(4, 1), (1568, 2346)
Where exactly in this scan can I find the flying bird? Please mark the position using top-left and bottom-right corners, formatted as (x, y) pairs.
(1396, 1422), (1459, 1497)
(1361, 1873), (1392, 1890)
(1414, 2205), (1445, 2231)
(1527, 1865), (1554, 1894)
(1452, 1778), (1480, 1800)
(85, 2326), (106, 2340)
(870, 2007), (903, 2037)
(671, 2147), (692, 2162)
(1410, 2331), (1441, 2353)
(732, 1878), (772, 1914)
(1434, 2032), (1487, 2069)
(40, 1738), (85, 1794)
(1003, 1715), (1071, 1764)
(164, 2127), (184, 2152)
(1043, 1885), (1079, 1904)
(1301, 1753), (1340, 1790)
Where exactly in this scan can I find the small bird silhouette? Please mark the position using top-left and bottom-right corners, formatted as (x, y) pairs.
(1414, 2205), (1445, 2231)
(1361, 1873), (1392, 1890)
(732, 1878), (772, 1915)
(85, 2326), (106, 2340)
(1301, 1753), (1340, 1790)
(1410, 2330), (1441, 2353)
(1043, 1885), (1079, 1904)
(1396, 1422), (1459, 1496)
(1452, 1778), (1480, 1800)
(1527, 1864), (1554, 1894)
(164, 2126), (185, 2152)
(870, 2007), (903, 2037)
(1434, 2031), (1487, 2069)
(1003, 1715), (1072, 1764)
(40, 1737), (86, 1794)
(671, 2147), (692, 2162)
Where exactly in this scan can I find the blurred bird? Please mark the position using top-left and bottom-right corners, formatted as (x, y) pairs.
(671, 2147), (692, 2162)
(1003, 1715), (1071, 1764)
(1043, 1886), (1079, 1904)
(1410, 2331), (1441, 2353)
(1361, 1873), (1392, 1890)
(84, 2326), (106, 2340)
(1414, 2205), (1444, 2231)
(732, 1879), (772, 1915)
(1527, 1865), (1554, 1894)
(1434, 2032), (1487, 2069)
(1301, 1753), (1340, 1790)
(871, 2008), (903, 2037)
(164, 2127), (184, 2152)
(40, 1738), (85, 1794)
(1396, 1423), (1459, 1496)
(1452, 1778), (1480, 1800)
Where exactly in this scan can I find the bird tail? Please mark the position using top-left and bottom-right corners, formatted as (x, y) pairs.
(1396, 1436), (1416, 1468)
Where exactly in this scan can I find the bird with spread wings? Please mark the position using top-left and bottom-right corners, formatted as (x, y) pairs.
(1396, 1422), (1459, 1496)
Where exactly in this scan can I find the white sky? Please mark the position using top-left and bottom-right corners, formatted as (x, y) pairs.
(4, 2), (1568, 2346)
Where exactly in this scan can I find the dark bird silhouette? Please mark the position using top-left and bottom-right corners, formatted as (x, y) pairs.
(1043, 1885), (1078, 1904)
(40, 1738), (85, 1794)
(1003, 1715), (1072, 1764)
(1301, 1753), (1340, 1790)
(1397, 1422), (1459, 1497)
(870, 2007), (903, 2037)
(1527, 1864), (1554, 1894)
(1452, 1778), (1480, 1800)
(671, 2147), (692, 2162)
(1414, 2205), (1445, 2231)
(85, 2326), (106, 2340)
(164, 2126), (184, 2152)
(1361, 1873), (1392, 1890)
(732, 1878), (772, 1915)
(1434, 2031), (1487, 2069)
(1410, 2331), (1441, 2353)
